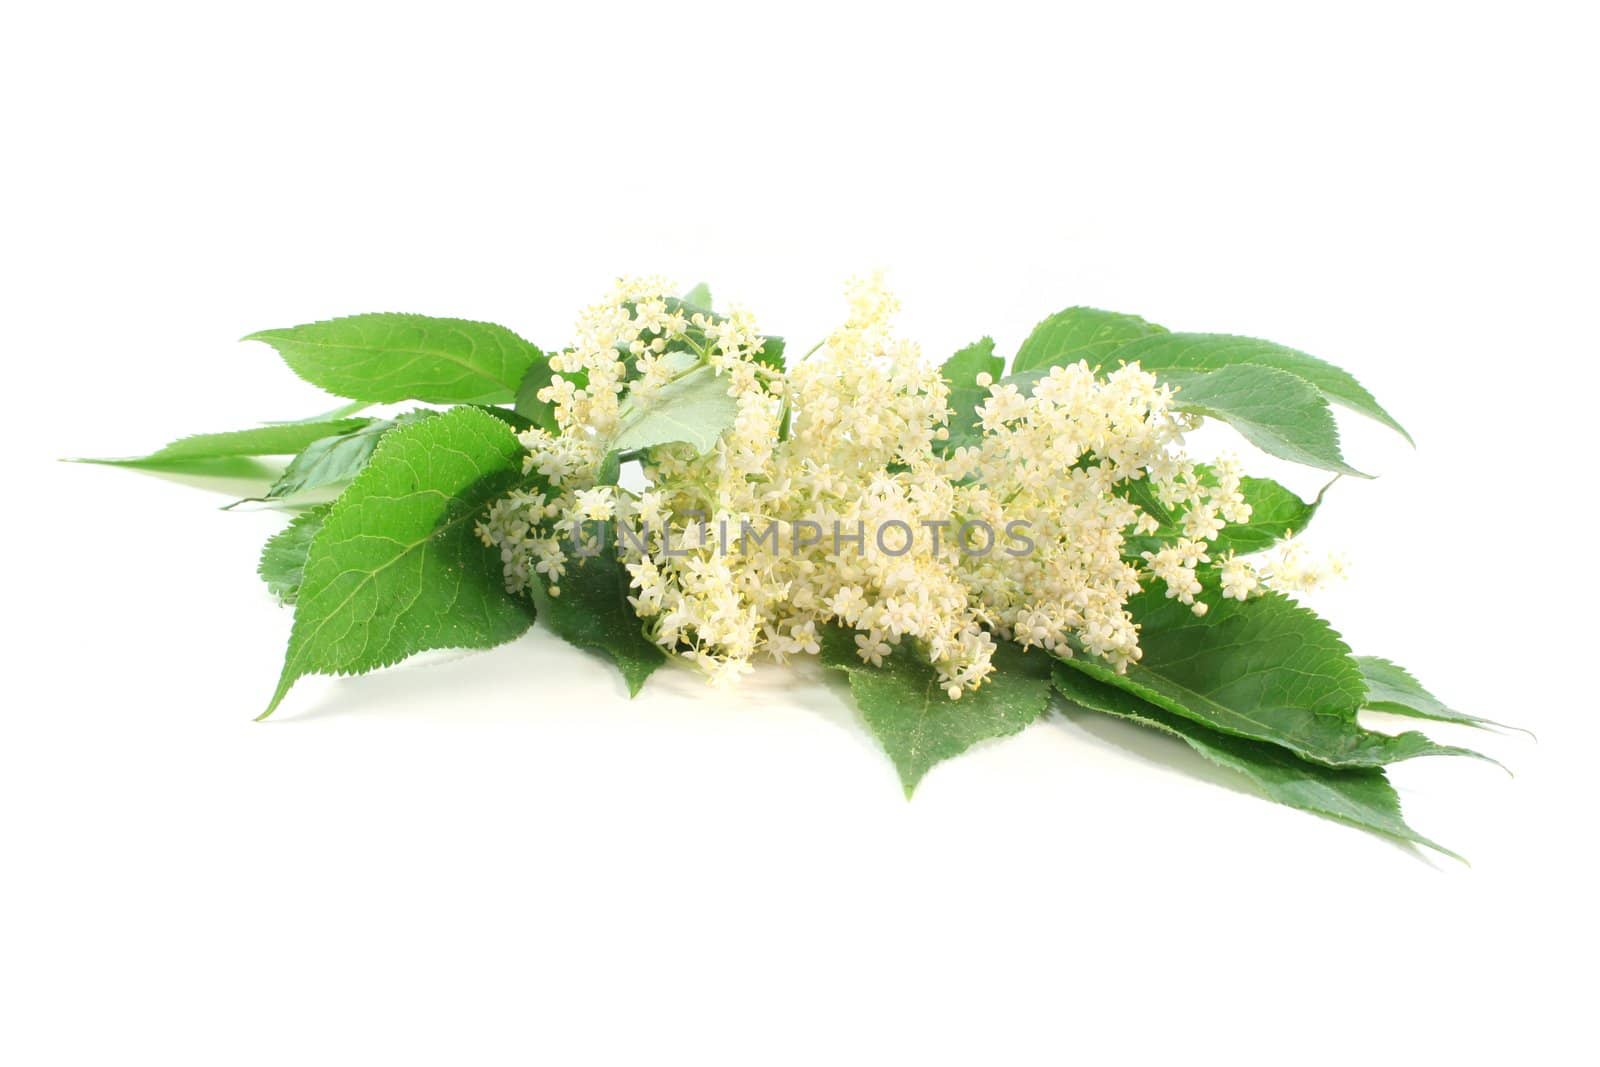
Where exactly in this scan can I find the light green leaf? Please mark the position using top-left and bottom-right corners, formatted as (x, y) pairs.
(262, 407), (536, 718)
(1356, 655), (1525, 735)
(531, 531), (665, 697)
(612, 364), (739, 455)
(940, 337), (1002, 454)
(821, 628), (1054, 796)
(263, 412), (433, 501)
(246, 314), (545, 405)
(77, 418), (373, 469)
(258, 504), (330, 605)
(1161, 365), (1368, 477)
(941, 336), (1003, 385)
(1122, 470), (1325, 560)
(1109, 331), (1411, 444)
(1011, 307), (1168, 375)
(1059, 589), (1485, 768)
(682, 282), (713, 310)
(1052, 664), (1460, 860)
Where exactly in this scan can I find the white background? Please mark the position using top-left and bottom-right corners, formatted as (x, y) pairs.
(5, 2), (1596, 1063)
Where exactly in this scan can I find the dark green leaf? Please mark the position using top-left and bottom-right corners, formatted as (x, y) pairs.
(1011, 307), (1168, 375)
(531, 531), (665, 697)
(258, 504), (330, 605)
(514, 354), (583, 434)
(473, 405), (534, 432)
(1058, 589), (1484, 768)
(752, 334), (786, 372)
(1161, 365), (1368, 477)
(596, 450), (622, 486)
(262, 407), (536, 718)
(1109, 332), (1411, 444)
(1052, 664), (1460, 860)
(821, 628), (1054, 796)
(246, 314), (545, 405)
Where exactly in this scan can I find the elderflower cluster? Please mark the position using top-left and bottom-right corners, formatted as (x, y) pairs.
(479, 275), (1280, 698)
(1212, 532), (1349, 603)
(1251, 532), (1349, 595)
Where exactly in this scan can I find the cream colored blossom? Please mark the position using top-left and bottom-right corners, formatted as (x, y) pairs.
(1256, 532), (1349, 595)
(1219, 554), (1260, 600)
(479, 275), (1283, 696)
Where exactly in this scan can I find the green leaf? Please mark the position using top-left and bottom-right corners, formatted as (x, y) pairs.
(1109, 332), (1411, 444)
(1122, 471), (1325, 560)
(682, 282), (713, 309)
(514, 355), (580, 434)
(1160, 366), (1368, 477)
(752, 335), (786, 372)
(78, 418), (372, 469)
(821, 628), (1054, 796)
(612, 364), (739, 455)
(1051, 665), (1460, 860)
(1011, 307), (1168, 375)
(246, 314), (545, 405)
(513, 360), (557, 432)
(941, 336), (1003, 385)
(263, 412), (432, 501)
(1213, 476), (1325, 554)
(258, 504), (330, 605)
(1355, 655), (1525, 735)
(261, 407), (536, 718)
(531, 532), (665, 697)
(595, 449), (622, 487)
(940, 337), (1003, 454)
(472, 405), (534, 432)
(1058, 589), (1483, 768)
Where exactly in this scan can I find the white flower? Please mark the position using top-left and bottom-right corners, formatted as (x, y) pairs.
(855, 632), (892, 667)
(1219, 554), (1259, 600)
(478, 275), (1289, 692)
(1257, 533), (1349, 595)
(574, 486), (616, 521)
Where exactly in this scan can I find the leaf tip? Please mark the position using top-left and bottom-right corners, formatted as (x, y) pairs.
(259, 674), (295, 720)
(1447, 745), (1510, 776)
